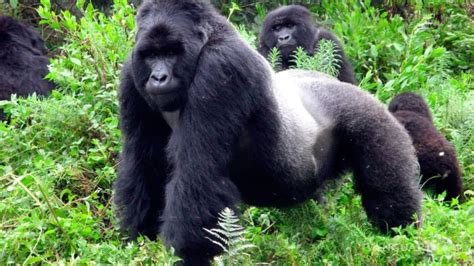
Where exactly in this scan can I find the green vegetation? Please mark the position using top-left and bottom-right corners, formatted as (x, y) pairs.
(204, 208), (256, 265)
(1, 0), (473, 264)
(291, 40), (342, 77)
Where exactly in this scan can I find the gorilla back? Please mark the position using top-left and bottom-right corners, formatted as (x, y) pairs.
(114, 1), (422, 264)
(0, 16), (55, 120)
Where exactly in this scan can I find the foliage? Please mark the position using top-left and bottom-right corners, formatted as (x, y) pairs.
(1, 0), (473, 265)
(243, 178), (474, 264)
(320, 1), (473, 193)
(204, 208), (255, 265)
(267, 47), (282, 72)
(291, 39), (341, 77)
(266, 40), (342, 77)
(0, 0), (176, 263)
(233, 24), (256, 49)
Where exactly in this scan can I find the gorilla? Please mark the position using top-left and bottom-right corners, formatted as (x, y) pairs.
(389, 92), (463, 201)
(0, 15), (55, 120)
(114, 1), (421, 264)
(258, 5), (357, 85)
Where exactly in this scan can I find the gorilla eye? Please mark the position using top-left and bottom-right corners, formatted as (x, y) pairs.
(286, 23), (295, 28)
(272, 25), (282, 31)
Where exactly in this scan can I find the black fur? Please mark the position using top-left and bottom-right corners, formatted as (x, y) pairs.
(0, 15), (55, 120)
(389, 92), (463, 201)
(114, 1), (422, 264)
(258, 5), (357, 85)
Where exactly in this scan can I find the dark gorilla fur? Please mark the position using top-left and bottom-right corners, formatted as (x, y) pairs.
(389, 92), (463, 201)
(0, 16), (55, 120)
(114, 1), (422, 264)
(258, 5), (357, 85)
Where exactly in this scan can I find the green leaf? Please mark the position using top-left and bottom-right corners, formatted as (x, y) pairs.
(70, 58), (82, 66)
(9, 0), (18, 8)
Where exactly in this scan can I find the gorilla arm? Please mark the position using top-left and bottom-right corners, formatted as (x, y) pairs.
(114, 61), (171, 240)
(159, 39), (269, 262)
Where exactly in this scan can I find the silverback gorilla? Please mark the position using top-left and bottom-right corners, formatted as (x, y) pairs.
(389, 93), (463, 201)
(114, 1), (422, 264)
(258, 5), (357, 85)
(0, 16), (55, 120)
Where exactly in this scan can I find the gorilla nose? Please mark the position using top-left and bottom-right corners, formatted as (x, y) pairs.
(147, 70), (178, 95)
(151, 72), (169, 87)
(278, 34), (291, 43)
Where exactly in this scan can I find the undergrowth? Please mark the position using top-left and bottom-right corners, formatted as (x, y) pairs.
(0, 0), (472, 264)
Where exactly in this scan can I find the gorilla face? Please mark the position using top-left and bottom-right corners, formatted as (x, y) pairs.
(271, 21), (298, 49)
(132, 28), (187, 112)
(131, 7), (207, 112)
(388, 92), (433, 121)
(260, 5), (316, 62)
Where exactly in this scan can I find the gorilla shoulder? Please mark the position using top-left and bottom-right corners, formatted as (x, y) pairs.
(0, 15), (55, 120)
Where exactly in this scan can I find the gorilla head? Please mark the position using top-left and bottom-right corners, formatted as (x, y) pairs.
(131, 2), (209, 112)
(388, 92), (433, 121)
(259, 5), (316, 65)
(258, 5), (357, 84)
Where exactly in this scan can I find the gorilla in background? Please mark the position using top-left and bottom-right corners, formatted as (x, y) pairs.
(389, 93), (463, 201)
(258, 5), (357, 85)
(114, 1), (422, 264)
(0, 15), (55, 120)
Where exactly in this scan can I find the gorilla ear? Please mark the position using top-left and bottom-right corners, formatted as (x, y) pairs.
(197, 30), (208, 42)
(197, 23), (212, 43)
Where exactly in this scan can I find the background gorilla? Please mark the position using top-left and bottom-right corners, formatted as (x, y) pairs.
(258, 5), (357, 85)
(0, 15), (55, 120)
(389, 92), (463, 201)
(114, 1), (421, 264)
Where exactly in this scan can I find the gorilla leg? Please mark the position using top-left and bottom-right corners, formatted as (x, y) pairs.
(114, 66), (171, 239)
(308, 77), (422, 232)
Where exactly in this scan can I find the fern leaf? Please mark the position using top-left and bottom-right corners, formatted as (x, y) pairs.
(203, 207), (255, 264)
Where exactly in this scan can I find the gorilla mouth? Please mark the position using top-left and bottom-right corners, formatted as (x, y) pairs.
(153, 87), (177, 95)
(145, 79), (180, 95)
(277, 44), (298, 53)
(277, 43), (295, 48)
(278, 45), (297, 59)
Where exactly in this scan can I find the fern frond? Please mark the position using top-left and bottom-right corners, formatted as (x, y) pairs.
(267, 47), (283, 71)
(314, 39), (341, 77)
(291, 40), (341, 78)
(203, 207), (255, 264)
